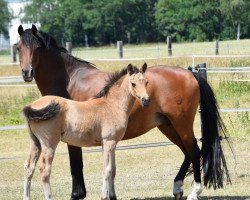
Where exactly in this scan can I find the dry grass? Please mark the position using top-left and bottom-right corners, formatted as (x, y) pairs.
(0, 126), (249, 200)
(0, 42), (249, 199)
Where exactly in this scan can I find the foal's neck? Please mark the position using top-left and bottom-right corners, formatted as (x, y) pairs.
(107, 76), (135, 114)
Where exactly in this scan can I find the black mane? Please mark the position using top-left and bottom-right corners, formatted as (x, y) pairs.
(21, 29), (66, 52)
(20, 28), (94, 67)
(95, 65), (141, 98)
(95, 67), (128, 98)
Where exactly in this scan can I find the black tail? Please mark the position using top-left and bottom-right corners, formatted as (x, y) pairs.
(23, 102), (60, 121)
(196, 75), (233, 189)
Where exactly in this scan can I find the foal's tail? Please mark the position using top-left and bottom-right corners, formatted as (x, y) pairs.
(23, 102), (61, 122)
(196, 75), (233, 189)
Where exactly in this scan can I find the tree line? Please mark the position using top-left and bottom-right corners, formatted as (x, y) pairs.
(1, 0), (250, 46)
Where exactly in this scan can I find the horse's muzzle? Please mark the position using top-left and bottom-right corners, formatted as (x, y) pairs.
(22, 69), (34, 82)
(141, 97), (150, 107)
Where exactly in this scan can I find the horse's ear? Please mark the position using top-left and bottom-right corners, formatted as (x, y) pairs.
(141, 63), (147, 73)
(18, 25), (24, 35)
(127, 64), (134, 75)
(31, 24), (37, 35)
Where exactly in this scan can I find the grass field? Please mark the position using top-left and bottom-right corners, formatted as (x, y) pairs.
(0, 42), (249, 199)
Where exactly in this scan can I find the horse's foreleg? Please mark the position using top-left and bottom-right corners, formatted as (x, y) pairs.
(40, 147), (55, 200)
(23, 138), (41, 200)
(67, 145), (86, 200)
(101, 140), (117, 200)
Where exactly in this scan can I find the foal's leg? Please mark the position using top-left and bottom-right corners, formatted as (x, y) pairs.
(158, 124), (190, 200)
(101, 140), (117, 200)
(23, 135), (41, 200)
(39, 147), (56, 200)
(68, 145), (86, 200)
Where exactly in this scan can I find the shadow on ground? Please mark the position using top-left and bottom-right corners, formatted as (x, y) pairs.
(131, 196), (250, 200)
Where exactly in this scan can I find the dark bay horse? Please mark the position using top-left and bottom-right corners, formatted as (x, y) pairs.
(23, 64), (149, 200)
(17, 25), (231, 200)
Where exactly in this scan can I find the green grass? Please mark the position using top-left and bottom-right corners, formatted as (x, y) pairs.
(0, 87), (41, 126)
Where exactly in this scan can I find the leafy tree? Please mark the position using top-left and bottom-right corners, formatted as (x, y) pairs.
(22, 0), (86, 46)
(155, 0), (222, 42)
(220, 0), (250, 39)
(0, 0), (12, 37)
(83, 0), (158, 45)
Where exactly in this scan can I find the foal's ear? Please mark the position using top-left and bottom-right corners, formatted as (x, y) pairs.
(31, 24), (37, 35)
(18, 25), (24, 35)
(141, 63), (147, 73)
(127, 64), (134, 75)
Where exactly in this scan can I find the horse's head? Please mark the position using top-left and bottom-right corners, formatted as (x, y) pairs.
(17, 24), (41, 82)
(127, 63), (150, 107)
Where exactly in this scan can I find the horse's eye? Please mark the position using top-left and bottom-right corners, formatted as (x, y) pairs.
(16, 47), (19, 51)
(132, 83), (136, 87)
(145, 80), (148, 85)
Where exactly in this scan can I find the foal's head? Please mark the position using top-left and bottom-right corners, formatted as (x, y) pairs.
(127, 63), (150, 107)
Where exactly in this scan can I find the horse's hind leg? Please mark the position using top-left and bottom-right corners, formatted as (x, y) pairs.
(39, 146), (56, 200)
(173, 125), (202, 200)
(23, 134), (41, 200)
(158, 124), (190, 200)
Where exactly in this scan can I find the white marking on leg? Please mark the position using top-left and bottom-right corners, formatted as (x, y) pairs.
(187, 182), (202, 200)
(101, 140), (117, 199)
(43, 181), (53, 200)
(173, 180), (184, 195)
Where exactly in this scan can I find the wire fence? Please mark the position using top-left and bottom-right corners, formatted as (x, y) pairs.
(1, 40), (250, 64)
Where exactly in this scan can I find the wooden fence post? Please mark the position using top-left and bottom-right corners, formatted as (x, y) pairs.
(215, 40), (219, 55)
(11, 44), (17, 63)
(197, 63), (207, 81)
(66, 42), (72, 54)
(85, 34), (89, 48)
(117, 41), (123, 59)
(166, 36), (172, 56)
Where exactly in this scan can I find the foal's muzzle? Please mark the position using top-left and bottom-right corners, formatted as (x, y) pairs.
(22, 67), (34, 82)
(141, 97), (150, 107)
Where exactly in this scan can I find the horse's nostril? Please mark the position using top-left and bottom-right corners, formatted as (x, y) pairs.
(142, 97), (150, 106)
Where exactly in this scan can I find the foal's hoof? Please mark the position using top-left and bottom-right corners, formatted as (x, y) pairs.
(174, 192), (183, 200)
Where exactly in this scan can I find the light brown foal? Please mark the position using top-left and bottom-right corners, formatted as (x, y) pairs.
(22, 64), (150, 200)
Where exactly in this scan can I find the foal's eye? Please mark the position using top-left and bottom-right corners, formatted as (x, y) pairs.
(132, 83), (136, 87)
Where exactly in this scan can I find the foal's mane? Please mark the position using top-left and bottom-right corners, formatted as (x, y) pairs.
(20, 28), (94, 67)
(95, 66), (140, 98)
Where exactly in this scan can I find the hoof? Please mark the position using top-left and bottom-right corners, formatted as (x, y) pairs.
(100, 196), (117, 200)
(174, 192), (183, 200)
(70, 193), (86, 200)
(187, 195), (198, 200)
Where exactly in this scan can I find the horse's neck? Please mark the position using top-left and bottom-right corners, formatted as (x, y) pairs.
(107, 76), (135, 115)
(34, 50), (97, 97)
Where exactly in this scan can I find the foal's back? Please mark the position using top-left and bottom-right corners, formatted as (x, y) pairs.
(27, 94), (128, 147)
